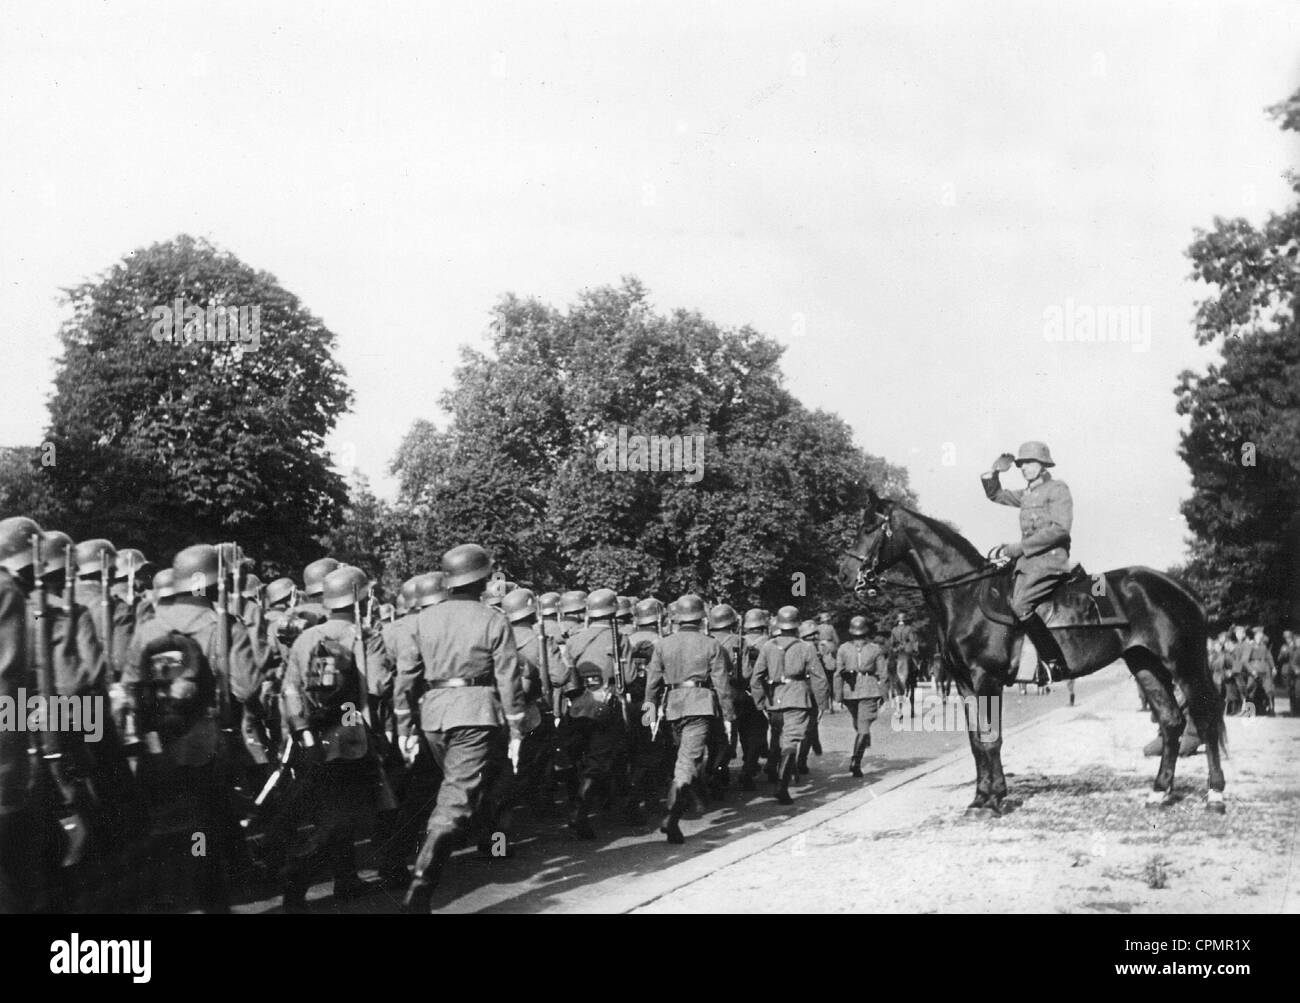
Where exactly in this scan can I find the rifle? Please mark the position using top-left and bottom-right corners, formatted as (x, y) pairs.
(99, 552), (115, 680)
(215, 543), (232, 730)
(31, 534), (92, 866)
(253, 730), (295, 808)
(609, 614), (626, 706)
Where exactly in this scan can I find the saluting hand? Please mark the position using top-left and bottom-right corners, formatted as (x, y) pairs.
(991, 453), (1015, 473)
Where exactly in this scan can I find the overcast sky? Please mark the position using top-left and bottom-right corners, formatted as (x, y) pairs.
(2, 1), (1296, 572)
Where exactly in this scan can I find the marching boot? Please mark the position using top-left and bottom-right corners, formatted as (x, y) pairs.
(775, 752), (797, 805)
(403, 830), (452, 914)
(1019, 612), (1069, 683)
(659, 782), (686, 844)
(568, 778), (597, 840)
(850, 734), (870, 778)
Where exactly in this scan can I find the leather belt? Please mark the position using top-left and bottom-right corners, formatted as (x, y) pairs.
(429, 677), (492, 689)
(670, 679), (713, 689)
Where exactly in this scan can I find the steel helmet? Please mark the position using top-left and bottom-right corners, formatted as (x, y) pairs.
(265, 577), (296, 606)
(502, 587), (538, 623)
(322, 566), (369, 611)
(40, 531), (74, 573)
(775, 606), (801, 632)
(1014, 441), (1055, 467)
(742, 608), (770, 632)
(152, 568), (178, 599)
(173, 544), (220, 594)
(633, 597), (663, 627)
(241, 573), (263, 598)
(441, 543), (493, 589)
(0, 517), (43, 574)
(303, 558), (340, 597)
(799, 620), (818, 640)
(615, 596), (634, 621)
(674, 594), (705, 623)
(560, 590), (588, 616)
(114, 548), (149, 580)
(73, 538), (116, 578)
(586, 588), (618, 620)
(397, 576), (421, 616)
(484, 577), (511, 607)
(538, 591), (561, 617)
(708, 603), (738, 631)
(849, 615), (870, 637)
(415, 571), (448, 608)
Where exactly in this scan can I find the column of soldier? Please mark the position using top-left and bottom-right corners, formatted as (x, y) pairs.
(0, 516), (910, 915)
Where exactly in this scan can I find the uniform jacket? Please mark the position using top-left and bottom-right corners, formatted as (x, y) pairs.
(888, 624), (918, 656)
(740, 631), (771, 691)
(835, 640), (887, 701)
(981, 470), (1073, 575)
(1278, 640), (1298, 675)
(282, 616), (378, 760)
(0, 569), (31, 815)
(643, 624), (733, 722)
(393, 594), (525, 737)
(751, 635), (830, 713)
(511, 623), (557, 707)
(124, 594), (263, 709)
(561, 621), (638, 721)
(712, 631), (755, 704)
(1241, 640), (1275, 676)
(36, 599), (105, 697)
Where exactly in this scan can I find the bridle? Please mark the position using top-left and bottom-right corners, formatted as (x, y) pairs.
(843, 509), (1006, 596)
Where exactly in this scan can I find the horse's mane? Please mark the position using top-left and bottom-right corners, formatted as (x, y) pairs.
(895, 506), (985, 567)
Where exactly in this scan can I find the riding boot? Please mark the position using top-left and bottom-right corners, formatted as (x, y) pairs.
(403, 828), (452, 915)
(569, 778), (597, 840)
(850, 734), (870, 778)
(775, 752), (797, 805)
(659, 782), (686, 844)
(1019, 612), (1069, 682)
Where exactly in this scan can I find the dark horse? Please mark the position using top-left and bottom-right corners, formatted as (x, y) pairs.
(840, 491), (1227, 815)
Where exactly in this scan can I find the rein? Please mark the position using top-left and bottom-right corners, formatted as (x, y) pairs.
(841, 548), (1008, 594)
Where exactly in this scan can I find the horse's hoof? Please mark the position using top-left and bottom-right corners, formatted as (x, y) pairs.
(1145, 790), (1176, 808)
(1206, 791), (1226, 815)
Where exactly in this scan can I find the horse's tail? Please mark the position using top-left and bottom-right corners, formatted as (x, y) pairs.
(1187, 619), (1228, 760)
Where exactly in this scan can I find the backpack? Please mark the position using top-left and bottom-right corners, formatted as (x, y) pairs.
(138, 630), (216, 744)
(302, 633), (359, 727)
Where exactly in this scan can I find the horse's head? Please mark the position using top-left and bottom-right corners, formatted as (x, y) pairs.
(840, 489), (908, 598)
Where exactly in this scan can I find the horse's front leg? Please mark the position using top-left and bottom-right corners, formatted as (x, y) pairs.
(962, 684), (1005, 816)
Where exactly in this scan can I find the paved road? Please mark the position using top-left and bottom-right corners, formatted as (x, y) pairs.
(236, 675), (1109, 913)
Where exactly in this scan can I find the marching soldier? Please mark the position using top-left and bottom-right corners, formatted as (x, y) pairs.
(796, 619), (828, 776)
(1278, 630), (1298, 716)
(642, 595), (732, 843)
(616, 596), (635, 641)
(622, 598), (664, 822)
(887, 612), (919, 718)
(835, 616), (887, 778)
(706, 604), (742, 792)
(1244, 627), (1276, 715)
(751, 606), (830, 805)
(394, 544), (525, 913)
(500, 588), (560, 819)
(558, 590), (588, 641)
(122, 543), (263, 912)
(555, 588), (632, 839)
(294, 557), (339, 626)
(71, 539), (117, 679)
(739, 609), (775, 785)
(278, 566), (393, 911)
(981, 441), (1074, 681)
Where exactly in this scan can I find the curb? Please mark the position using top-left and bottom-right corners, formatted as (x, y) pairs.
(565, 664), (1134, 913)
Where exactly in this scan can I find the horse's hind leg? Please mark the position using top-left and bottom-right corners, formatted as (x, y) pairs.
(1124, 649), (1182, 806)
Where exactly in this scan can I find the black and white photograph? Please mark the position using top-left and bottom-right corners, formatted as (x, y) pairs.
(0, 0), (1296, 972)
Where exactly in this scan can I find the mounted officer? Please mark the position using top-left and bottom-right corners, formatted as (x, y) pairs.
(981, 440), (1073, 681)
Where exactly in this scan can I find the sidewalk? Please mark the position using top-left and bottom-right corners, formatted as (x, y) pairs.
(569, 664), (1299, 913)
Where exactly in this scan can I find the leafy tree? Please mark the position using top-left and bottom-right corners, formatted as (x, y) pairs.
(391, 278), (917, 619)
(44, 235), (352, 572)
(0, 446), (63, 527)
(1175, 88), (1300, 632)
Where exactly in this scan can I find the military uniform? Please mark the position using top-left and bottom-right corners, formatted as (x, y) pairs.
(502, 616), (559, 818)
(395, 551), (525, 912)
(887, 619), (918, 704)
(751, 614), (830, 804)
(643, 602), (732, 843)
(835, 635), (887, 776)
(980, 469), (1073, 618)
(622, 620), (664, 820)
(1278, 634), (1298, 716)
(711, 629), (766, 791)
(0, 565), (44, 913)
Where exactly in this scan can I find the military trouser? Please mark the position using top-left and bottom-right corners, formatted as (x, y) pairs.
(373, 739), (443, 881)
(174, 761), (247, 913)
(1287, 671), (1300, 716)
(796, 715), (821, 772)
(670, 717), (713, 788)
(765, 711), (784, 780)
(408, 726), (508, 903)
(621, 712), (660, 814)
(283, 757), (385, 893)
(715, 694), (765, 785)
(845, 698), (881, 766)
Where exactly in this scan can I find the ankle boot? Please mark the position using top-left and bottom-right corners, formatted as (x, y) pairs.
(660, 782), (686, 844)
(775, 753), (796, 805)
(404, 830), (451, 914)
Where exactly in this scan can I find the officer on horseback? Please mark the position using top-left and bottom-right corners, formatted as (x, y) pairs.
(981, 441), (1073, 682)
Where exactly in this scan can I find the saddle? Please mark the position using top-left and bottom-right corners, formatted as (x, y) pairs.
(978, 564), (1129, 629)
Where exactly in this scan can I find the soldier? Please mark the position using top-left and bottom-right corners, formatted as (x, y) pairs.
(295, 557), (340, 625)
(616, 596), (635, 642)
(122, 543), (265, 912)
(887, 612), (919, 719)
(1245, 627), (1276, 716)
(642, 594), (732, 843)
(394, 544), (525, 913)
(555, 588), (632, 840)
(559, 590), (588, 641)
(71, 539), (118, 679)
(835, 616), (887, 778)
(751, 606), (830, 805)
(740, 609), (776, 785)
(981, 441), (1074, 681)
(625, 598), (668, 814)
(483, 577), (514, 610)
(278, 566), (392, 911)
(705, 603), (764, 793)
(499, 588), (560, 820)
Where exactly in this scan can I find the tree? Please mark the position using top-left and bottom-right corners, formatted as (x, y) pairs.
(0, 446), (63, 527)
(44, 235), (352, 573)
(391, 278), (917, 615)
(1174, 88), (1300, 632)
